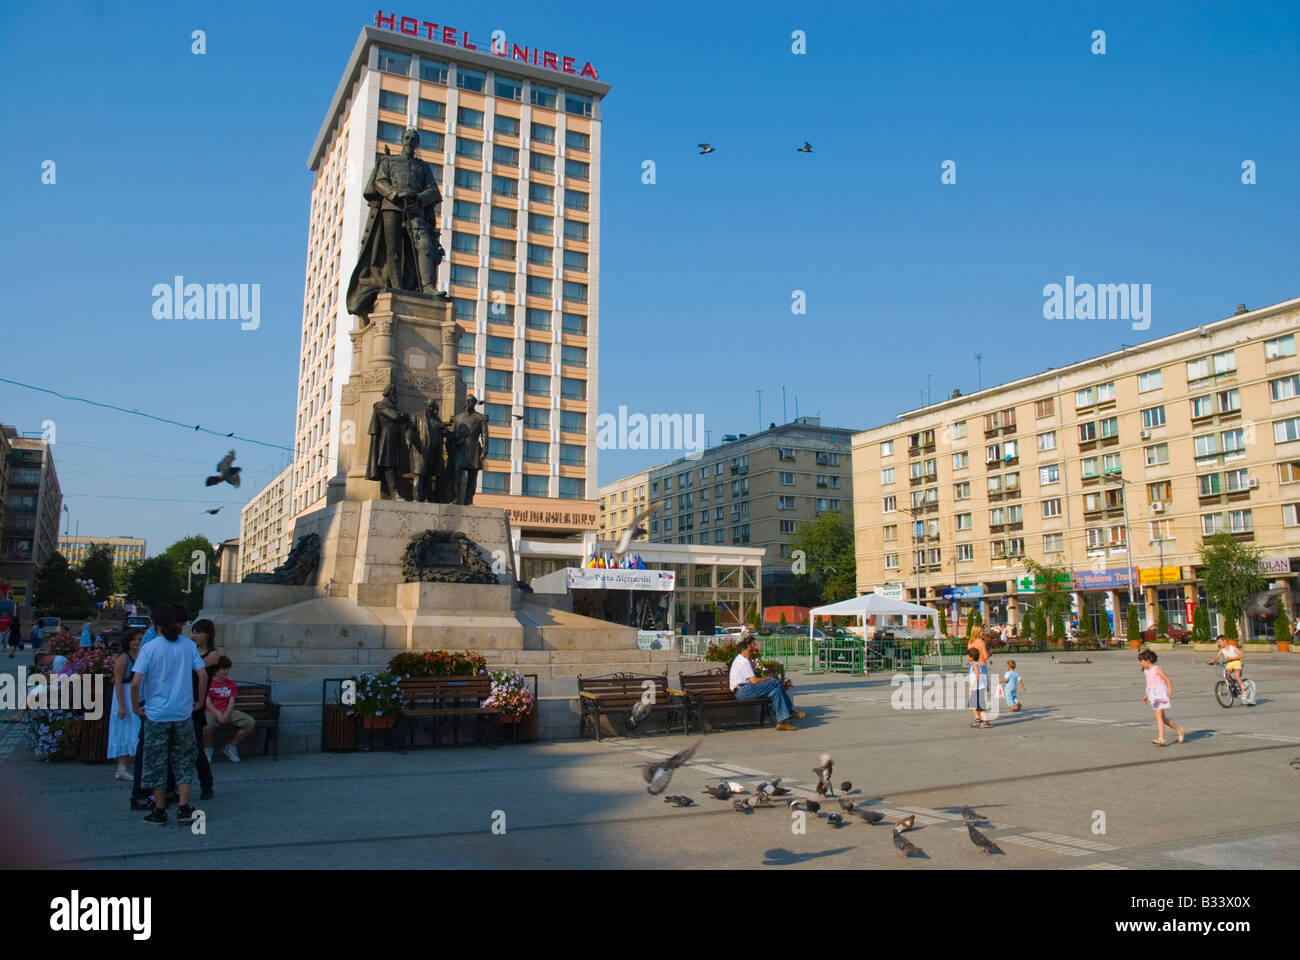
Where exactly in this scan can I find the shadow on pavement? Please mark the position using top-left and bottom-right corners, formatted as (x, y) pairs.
(763, 845), (854, 865)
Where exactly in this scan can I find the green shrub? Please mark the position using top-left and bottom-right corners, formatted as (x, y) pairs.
(1224, 615), (1239, 640)
(937, 606), (948, 636)
(1125, 604), (1141, 641)
(1078, 611), (1094, 637)
(1052, 613), (1066, 640)
(1156, 606), (1169, 637)
(1274, 611), (1291, 644)
(1021, 612), (1034, 642)
(1099, 615), (1113, 640)
(1192, 605), (1211, 643)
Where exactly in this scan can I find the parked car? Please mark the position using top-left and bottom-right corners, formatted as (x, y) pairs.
(125, 615), (151, 630)
(1141, 626), (1191, 643)
(36, 616), (62, 633)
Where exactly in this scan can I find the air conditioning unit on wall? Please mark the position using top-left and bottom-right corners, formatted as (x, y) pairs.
(1152, 502), (1165, 513)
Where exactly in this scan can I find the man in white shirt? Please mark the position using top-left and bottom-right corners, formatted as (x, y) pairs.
(730, 637), (802, 730)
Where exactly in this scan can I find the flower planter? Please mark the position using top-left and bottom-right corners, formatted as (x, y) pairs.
(77, 713), (110, 763)
(1128, 639), (1141, 650)
(361, 715), (395, 730)
(498, 713), (523, 724)
(1279, 640), (1292, 653)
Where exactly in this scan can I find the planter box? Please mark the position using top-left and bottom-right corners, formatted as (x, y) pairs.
(1191, 643), (1220, 652)
(1242, 643), (1274, 653)
(77, 713), (110, 763)
(321, 704), (357, 752)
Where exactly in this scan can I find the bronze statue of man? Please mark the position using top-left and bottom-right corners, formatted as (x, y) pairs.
(345, 128), (445, 319)
(449, 397), (490, 505)
(366, 383), (409, 500)
(407, 398), (446, 503)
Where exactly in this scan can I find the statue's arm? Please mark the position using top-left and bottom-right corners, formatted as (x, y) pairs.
(373, 159), (399, 201)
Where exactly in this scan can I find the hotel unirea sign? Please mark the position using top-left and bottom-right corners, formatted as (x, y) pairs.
(374, 10), (599, 79)
(566, 568), (675, 592)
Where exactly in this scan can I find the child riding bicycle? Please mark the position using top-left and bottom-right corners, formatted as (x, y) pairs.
(1207, 636), (1244, 690)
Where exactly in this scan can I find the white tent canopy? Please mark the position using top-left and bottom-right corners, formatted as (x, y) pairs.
(808, 592), (938, 638)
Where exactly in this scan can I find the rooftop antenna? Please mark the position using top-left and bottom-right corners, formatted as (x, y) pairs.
(781, 386), (787, 423)
(975, 353), (983, 390)
(705, 429), (712, 448)
(757, 389), (763, 432)
(794, 396), (799, 419)
(926, 373), (932, 406)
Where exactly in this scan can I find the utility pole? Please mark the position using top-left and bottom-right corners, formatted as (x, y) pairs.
(927, 373), (932, 406)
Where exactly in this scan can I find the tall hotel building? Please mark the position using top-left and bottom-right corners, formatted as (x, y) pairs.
(287, 19), (608, 546)
(851, 298), (1300, 641)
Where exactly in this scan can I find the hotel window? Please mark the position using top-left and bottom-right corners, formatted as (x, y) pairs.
(1042, 498), (1062, 518)
(524, 407), (550, 430)
(780, 472), (796, 485)
(456, 137), (482, 160)
(452, 200), (480, 223)
(495, 76), (523, 101)
(489, 237), (517, 260)
(1271, 375), (1300, 401)
(1037, 432), (1057, 452)
(486, 335), (512, 359)
(956, 544), (974, 562)
(457, 331), (475, 354)
(526, 276), (552, 298)
(562, 345), (587, 367)
(1034, 398), (1054, 419)
(565, 130), (592, 155)
(378, 90), (408, 113)
(522, 475), (549, 497)
(882, 524), (897, 540)
(415, 131), (444, 153)
(778, 496), (796, 510)
(562, 281), (588, 303)
(1265, 334), (1296, 359)
(954, 482), (971, 500)
(530, 121), (556, 144)
(524, 373), (550, 396)
(527, 244), (553, 266)
(565, 158), (590, 181)
(483, 368), (511, 392)
(531, 84), (557, 108)
(528, 213), (553, 235)
(1202, 513), (1224, 535)
(563, 250), (588, 272)
(529, 182), (554, 204)
(885, 554), (900, 570)
(1229, 509), (1253, 533)
(419, 58), (448, 83)
(457, 107), (484, 130)
(377, 48), (411, 76)
(487, 270), (515, 293)
(481, 471), (507, 494)
(530, 152), (556, 175)
(491, 207), (518, 229)
(1222, 428), (1246, 456)
(1144, 443), (1170, 466)
(956, 512), (972, 530)
(1042, 533), (1064, 553)
(560, 444), (586, 466)
(451, 231), (478, 254)
(454, 169), (482, 192)
(882, 495), (897, 513)
(1148, 481), (1172, 501)
(457, 67), (486, 92)
(562, 312), (587, 334)
(484, 403), (510, 427)
(559, 477), (583, 500)
(525, 307), (551, 330)
(1141, 406), (1166, 429)
(493, 145), (519, 167)
(525, 340), (551, 362)
(564, 220), (590, 241)
(1276, 417), (1300, 443)
(449, 264), (478, 288)
(377, 121), (404, 145)
(560, 410), (586, 433)
(561, 377), (586, 400)
(522, 441), (549, 463)
(565, 92), (594, 116)
(564, 188), (589, 211)
(953, 451), (969, 469)
(1078, 422), (1097, 443)
(494, 115), (521, 139)
(417, 99), (445, 123)
(1100, 417), (1120, 439)
(1138, 369), (1163, 392)
(1040, 463), (1060, 484)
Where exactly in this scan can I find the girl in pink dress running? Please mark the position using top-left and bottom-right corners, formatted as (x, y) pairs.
(1139, 649), (1184, 746)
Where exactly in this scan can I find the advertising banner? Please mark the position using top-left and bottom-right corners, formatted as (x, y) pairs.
(566, 568), (675, 592)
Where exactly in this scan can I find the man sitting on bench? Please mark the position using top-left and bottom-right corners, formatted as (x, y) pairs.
(730, 636), (803, 731)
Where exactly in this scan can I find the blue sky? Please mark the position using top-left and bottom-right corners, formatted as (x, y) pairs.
(1, 0), (1296, 556)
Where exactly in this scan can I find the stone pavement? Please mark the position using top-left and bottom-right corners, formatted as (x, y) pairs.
(3, 648), (1297, 869)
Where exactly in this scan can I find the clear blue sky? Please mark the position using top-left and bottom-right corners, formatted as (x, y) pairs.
(1, 0), (1296, 557)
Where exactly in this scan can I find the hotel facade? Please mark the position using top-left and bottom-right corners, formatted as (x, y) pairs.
(57, 536), (146, 569)
(851, 298), (1300, 641)
(269, 19), (608, 566)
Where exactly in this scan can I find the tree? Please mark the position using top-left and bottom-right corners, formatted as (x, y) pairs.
(78, 544), (116, 603)
(1224, 613), (1239, 640)
(1126, 603), (1141, 642)
(937, 606), (948, 637)
(1199, 532), (1265, 643)
(1078, 608), (1094, 637)
(113, 560), (138, 597)
(162, 534), (217, 611)
(1022, 609), (1035, 642)
(749, 607), (761, 629)
(34, 552), (93, 618)
(1192, 605), (1211, 644)
(1156, 606), (1169, 638)
(779, 612), (788, 628)
(1019, 557), (1073, 630)
(1274, 610), (1291, 645)
(127, 555), (185, 609)
(1099, 613), (1113, 641)
(788, 513), (856, 605)
(1052, 613), (1066, 640)
(1035, 607), (1047, 642)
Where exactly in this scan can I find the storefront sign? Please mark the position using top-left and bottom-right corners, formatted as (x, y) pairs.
(567, 568), (675, 592)
(1139, 566), (1182, 585)
(374, 10), (600, 79)
(1185, 600), (1196, 624)
(1074, 567), (1134, 591)
(875, 584), (903, 600)
(636, 630), (674, 650)
(1259, 557), (1292, 575)
(942, 585), (984, 600)
(1013, 572), (1070, 593)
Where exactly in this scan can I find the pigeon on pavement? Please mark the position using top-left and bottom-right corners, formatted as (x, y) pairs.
(642, 741), (699, 795)
(732, 799), (749, 813)
(827, 813), (845, 827)
(663, 795), (694, 807)
(967, 822), (1001, 854)
(853, 808), (885, 825)
(893, 828), (922, 858)
(897, 815), (916, 832)
(960, 806), (983, 823)
(702, 783), (731, 801)
(745, 794), (774, 809)
(839, 781), (852, 793)
(789, 799), (820, 813)
(205, 450), (241, 488)
(723, 781), (745, 794)
(838, 797), (857, 812)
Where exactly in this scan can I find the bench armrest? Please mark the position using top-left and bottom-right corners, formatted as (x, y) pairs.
(578, 691), (600, 700)
(665, 688), (686, 697)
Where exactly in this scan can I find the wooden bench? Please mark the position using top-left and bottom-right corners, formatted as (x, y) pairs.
(208, 681), (281, 760)
(577, 673), (683, 741)
(675, 668), (769, 734)
(396, 676), (498, 748)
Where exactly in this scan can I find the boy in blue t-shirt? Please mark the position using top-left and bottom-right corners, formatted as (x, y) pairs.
(999, 659), (1025, 712)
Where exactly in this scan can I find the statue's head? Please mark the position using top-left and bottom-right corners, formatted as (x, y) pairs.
(383, 383), (398, 402)
(427, 398), (439, 415)
(465, 396), (478, 411)
(401, 128), (420, 157)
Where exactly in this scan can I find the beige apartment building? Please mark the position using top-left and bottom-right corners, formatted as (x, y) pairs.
(597, 468), (651, 543)
(58, 536), (146, 568)
(852, 298), (1300, 641)
(239, 465), (293, 581)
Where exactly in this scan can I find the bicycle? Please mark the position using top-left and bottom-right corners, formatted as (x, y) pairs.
(1212, 662), (1256, 708)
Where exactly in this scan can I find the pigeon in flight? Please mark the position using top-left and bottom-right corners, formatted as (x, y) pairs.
(625, 700), (652, 731)
(203, 507), (222, 515)
(853, 808), (885, 825)
(702, 782), (731, 801)
(698, 143), (715, 155)
(789, 799), (820, 813)
(663, 795), (695, 807)
(893, 828), (922, 858)
(797, 141), (812, 153)
(826, 813), (845, 828)
(205, 450), (241, 488)
(897, 815), (916, 832)
(966, 822), (1000, 855)
(615, 505), (658, 559)
(642, 741), (699, 795)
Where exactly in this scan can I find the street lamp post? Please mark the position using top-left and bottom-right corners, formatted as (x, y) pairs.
(1108, 475), (1136, 604)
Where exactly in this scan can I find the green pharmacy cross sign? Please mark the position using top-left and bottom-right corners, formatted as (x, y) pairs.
(1015, 572), (1071, 593)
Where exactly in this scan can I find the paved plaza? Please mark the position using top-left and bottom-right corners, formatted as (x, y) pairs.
(3, 648), (1297, 870)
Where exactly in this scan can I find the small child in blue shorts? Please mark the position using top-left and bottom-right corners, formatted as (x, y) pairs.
(999, 659), (1024, 712)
